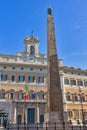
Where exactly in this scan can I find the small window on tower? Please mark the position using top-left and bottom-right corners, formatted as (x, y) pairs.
(30, 46), (34, 55)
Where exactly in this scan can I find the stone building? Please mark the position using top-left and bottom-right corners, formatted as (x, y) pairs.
(62, 66), (87, 124)
(0, 35), (87, 125)
(0, 36), (48, 124)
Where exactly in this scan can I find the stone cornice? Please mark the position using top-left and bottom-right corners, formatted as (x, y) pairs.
(60, 66), (87, 73)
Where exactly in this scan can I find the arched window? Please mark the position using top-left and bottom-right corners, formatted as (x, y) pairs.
(18, 90), (23, 100)
(80, 94), (85, 102)
(84, 80), (87, 87)
(74, 109), (79, 119)
(64, 78), (69, 85)
(66, 92), (71, 101)
(30, 90), (34, 100)
(40, 91), (44, 100)
(73, 93), (78, 102)
(40, 115), (44, 123)
(70, 79), (76, 86)
(30, 46), (34, 55)
(11, 75), (15, 82)
(67, 110), (72, 119)
(0, 89), (5, 99)
(78, 80), (83, 86)
(9, 89), (15, 99)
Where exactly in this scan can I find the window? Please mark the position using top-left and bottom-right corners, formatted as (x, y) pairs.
(40, 91), (44, 100)
(10, 93), (14, 99)
(0, 90), (5, 99)
(74, 109), (79, 119)
(66, 93), (71, 101)
(12, 67), (15, 69)
(30, 91), (34, 99)
(30, 46), (34, 55)
(11, 75), (15, 82)
(40, 69), (42, 71)
(84, 112), (87, 119)
(30, 91), (37, 100)
(65, 72), (67, 74)
(1, 75), (7, 82)
(18, 90), (23, 100)
(64, 78), (69, 85)
(9, 90), (14, 99)
(4, 66), (6, 69)
(80, 94), (85, 102)
(38, 77), (44, 83)
(32, 92), (37, 99)
(29, 76), (35, 83)
(19, 76), (25, 83)
(84, 81), (87, 87)
(70, 79), (76, 85)
(78, 80), (83, 86)
(73, 94), (78, 102)
(67, 110), (72, 119)
(30, 68), (33, 71)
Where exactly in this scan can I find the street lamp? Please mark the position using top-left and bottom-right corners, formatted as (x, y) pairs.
(24, 92), (26, 125)
(79, 86), (85, 124)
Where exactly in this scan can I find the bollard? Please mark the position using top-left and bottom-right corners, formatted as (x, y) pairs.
(24, 122), (26, 130)
(7, 123), (9, 130)
(37, 123), (39, 130)
(55, 122), (56, 130)
(69, 120), (73, 130)
(17, 123), (19, 130)
(63, 121), (65, 130)
(46, 123), (47, 130)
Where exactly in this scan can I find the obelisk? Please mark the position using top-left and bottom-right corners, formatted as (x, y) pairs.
(46, 8), (64, 123)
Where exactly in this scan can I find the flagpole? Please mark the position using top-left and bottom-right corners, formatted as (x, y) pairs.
(24, 85), (26, 129)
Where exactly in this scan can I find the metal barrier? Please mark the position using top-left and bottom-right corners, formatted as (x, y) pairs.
(0, 121), (87, 130)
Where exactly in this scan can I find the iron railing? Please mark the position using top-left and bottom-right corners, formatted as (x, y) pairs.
(0, 121), (87, 130)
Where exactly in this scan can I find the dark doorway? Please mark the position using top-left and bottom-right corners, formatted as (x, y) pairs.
(27, 108), (35, 124)
(17, 115), (22, 124)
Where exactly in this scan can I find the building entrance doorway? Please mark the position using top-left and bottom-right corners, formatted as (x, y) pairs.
(0, 110), (8, 126)
(27, 108), (35, 124)
(17, 115), (22, 124)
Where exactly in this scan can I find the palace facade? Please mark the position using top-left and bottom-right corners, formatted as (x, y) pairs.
(0, 35), (87, 125)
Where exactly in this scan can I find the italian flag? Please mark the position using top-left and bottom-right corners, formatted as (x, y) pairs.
(25, 86), (29, 100)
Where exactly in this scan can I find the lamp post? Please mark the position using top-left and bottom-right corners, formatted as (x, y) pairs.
(24, 92), (26, 129)
(79, 86), (85, 124)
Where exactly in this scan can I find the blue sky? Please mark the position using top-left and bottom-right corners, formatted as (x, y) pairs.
(0, 0), (87, 70)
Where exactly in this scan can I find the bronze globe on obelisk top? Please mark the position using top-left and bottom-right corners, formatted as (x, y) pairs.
(47, 7), (52, 15)
(45, 8), (64, 123)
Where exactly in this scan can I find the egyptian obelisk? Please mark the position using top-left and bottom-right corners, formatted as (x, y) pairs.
(45, 8), (64, 123)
